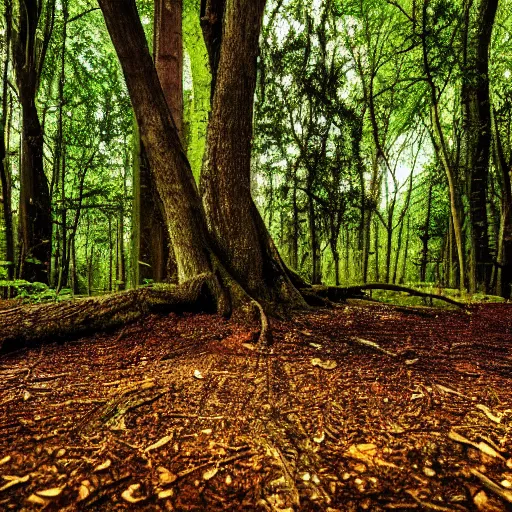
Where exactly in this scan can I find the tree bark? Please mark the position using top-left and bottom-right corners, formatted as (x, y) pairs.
(12, 0), (53, 284)
(461, 0), (497, 293)
(0, 0), (14, 282)
(200, 0), (306, 306)
(0, 277), (217, 351)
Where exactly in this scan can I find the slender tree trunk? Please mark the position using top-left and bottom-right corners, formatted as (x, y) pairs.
(393, 215), (404, 285)
(117, 205), (126, 291)
(421, 4), (465, 291)
(12, 0), (53, 284)
(400, 215), (410, 284)
(461, 0), (497, 293)
(155, 0), (184, 140)
(289, 176), (299, 270)
(420, 184), (433, 282)
(0, 0), (14, 281)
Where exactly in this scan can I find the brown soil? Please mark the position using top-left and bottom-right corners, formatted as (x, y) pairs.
(0, 302), (511, 511)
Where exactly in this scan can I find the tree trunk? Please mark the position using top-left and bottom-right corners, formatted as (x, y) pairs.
(12, 0), (53, 284)
(421, 4), (465, 291)
(155, 0), (184, 140)
(461, 0), (497, 293)
(374, 218), (380, 282)
(289, 176), (299, 270)
(0, 0), (14, 282)
(492, 108), (512, 298)
(200, 0), (305, 306)
(420, 184), (433, 282)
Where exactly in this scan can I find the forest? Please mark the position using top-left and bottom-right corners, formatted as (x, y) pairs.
(0, 0), (511, 511)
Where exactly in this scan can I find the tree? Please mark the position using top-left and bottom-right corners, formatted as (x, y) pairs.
(0, 0), (14, 283)
(11, 0), (54, 283)
(98, 0), (304, 340)
(461, 0), (498, 292)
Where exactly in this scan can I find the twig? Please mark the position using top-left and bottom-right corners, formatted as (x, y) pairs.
(351, 337), (398, 357)
(405, 490), (461, 511)
(470, 468), (512, 504)
(176, 450), (254, 479)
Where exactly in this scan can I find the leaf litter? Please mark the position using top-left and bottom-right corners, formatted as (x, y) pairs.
(0, 304), (509, 510)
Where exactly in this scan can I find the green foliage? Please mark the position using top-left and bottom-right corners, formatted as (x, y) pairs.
(0, 280), (72, 303)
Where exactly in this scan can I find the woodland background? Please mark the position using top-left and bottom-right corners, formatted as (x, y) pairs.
(0, 0), (511, 302)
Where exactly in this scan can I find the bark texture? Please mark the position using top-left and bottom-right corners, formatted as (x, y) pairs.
(100, 0), (211, 284)
(461, 0), (498, 292)
(0, 277), (216, 351)
(201, 0), (305, 308)
(12, 0), (53, 283)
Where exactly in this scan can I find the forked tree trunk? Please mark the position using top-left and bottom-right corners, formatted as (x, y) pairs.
(99, 0), (304, 320)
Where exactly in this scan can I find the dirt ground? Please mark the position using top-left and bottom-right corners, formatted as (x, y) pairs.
(0, 301), (511, 511)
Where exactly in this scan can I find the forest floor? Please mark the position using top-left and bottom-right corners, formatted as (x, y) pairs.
(0, 300), (511, 511)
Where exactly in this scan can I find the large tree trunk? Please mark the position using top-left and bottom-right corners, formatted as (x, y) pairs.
(461, 0), (497, 293)
(99, 0), (212, 284)
(12, 0), (53, 284)
(200, 0), (305, 307)
(132, 0), (183, 286)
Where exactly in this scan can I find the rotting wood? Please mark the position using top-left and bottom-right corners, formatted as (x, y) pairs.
(0, 275), (216, 351)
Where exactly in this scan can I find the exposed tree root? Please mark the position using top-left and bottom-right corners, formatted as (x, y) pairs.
(313, 283), (467, 309)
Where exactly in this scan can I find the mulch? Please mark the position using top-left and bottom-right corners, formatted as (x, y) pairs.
(0, 301), (511, 511)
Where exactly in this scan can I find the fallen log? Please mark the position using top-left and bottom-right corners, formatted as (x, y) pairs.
(0, 275), (216, 352)
(312, 283), (466, 309)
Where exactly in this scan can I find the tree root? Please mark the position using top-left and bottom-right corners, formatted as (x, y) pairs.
(313, 283), (467, 309)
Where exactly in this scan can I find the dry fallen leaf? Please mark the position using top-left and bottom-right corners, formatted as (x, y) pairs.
(145, 435), (172, 452)
(36, 486), (65, 498)
(158, 489), (174, 499)
(23, 391), (31, 401)
(93, 459), (111, 472)
(0, 474), (30, 492)
(0, 456), (11, 465)
(194, 369), (204, 379)
(121, 483), (146, 503)
(157, 466), (177, 485)
(203, 467), (218, 481)
(78, 482), (91, 501)
(345, 443), (378, 461)
(313, 432), (325, 444)
(423, 467), (436, 477)
(27, 494), (47, 506)
(311, 358), (337, 370)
